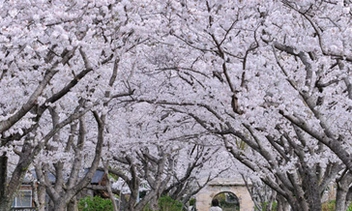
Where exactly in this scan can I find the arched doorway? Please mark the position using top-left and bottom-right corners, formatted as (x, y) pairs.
(213, 191), (240, 211)
(195, 177), (254, 211)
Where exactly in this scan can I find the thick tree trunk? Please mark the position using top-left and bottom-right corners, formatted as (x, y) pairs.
(67, 198), (78, 211)
(290, 200), (306, 211)
(336, 187), (348, 211)
(149, 196), (159, 211)
(276, 194), (290, 211)
(346, 187), (352, 209)
(0, 154), (11, 211)
(283, 178), (309, 211)
(127, 193), (137, 211)
(54, 198), (68, 211)
(303, 170), (322, 211)
(335, 172), (352, 211)
(36, 183), (47, 211)
(0, 154), (7, 198)
(0, 197), (12, 211)
(120, 193), (128, 211)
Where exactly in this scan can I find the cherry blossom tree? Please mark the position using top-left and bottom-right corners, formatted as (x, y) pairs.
(104, 87), (237, 210)
(0, 0), (138, 210)
(107, 142), (228, 211)
(109, 145), (176, 211)
(34, 113), (105, 211)
(0, 0), (95, 208)
(117, 0), (352, 210)
(3, 0), (352, 211)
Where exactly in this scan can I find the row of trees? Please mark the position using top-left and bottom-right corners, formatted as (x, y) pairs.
(1, 0), (352, 211)
(0, 1), (231, 210)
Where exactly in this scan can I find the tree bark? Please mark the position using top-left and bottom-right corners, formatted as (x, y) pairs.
(336, 186), (348, 211)
(0, 197), (11, 211)
(0, 154), (15, 211)
(0, 154), (7, 208)
(346, 187), (352, 209)
(302, 169), (322, 211)
(335, 172), (352, 211)
(1, 147), (35, 211)
(53, 198), (68, 211)
(36, 182), (47, 211)
(0, 154), (11, 211)
(276, 194), (290, 211)
(0, 154), (10, 211)
(67, 198), (78, 211)
(103, 161), (119, 211)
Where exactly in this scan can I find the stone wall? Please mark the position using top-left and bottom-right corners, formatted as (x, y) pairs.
(195, 178), (254, 211)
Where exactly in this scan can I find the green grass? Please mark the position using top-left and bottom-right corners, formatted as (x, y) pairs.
(322, 200), (352, 211)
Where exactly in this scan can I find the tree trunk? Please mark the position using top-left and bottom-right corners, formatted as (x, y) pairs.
(54, 198), (68, 211)
(336, 186), (348, 211)
(276, 194), (290, 211)
(346, 187), (352, 209)
(302, 170), (322, 211)
(127, 193), (137, 211)
(103, 161), (119, 211)
(335, 172), (352, 211)
(0, 154), (6, 198)
(0, 154), (11, 211)
(283, 186), (308, 211)
(149, 196), (159, 211)
(0, 197), (12, 211)
(106, 179), (119, 211)
(120, 193), (128, 211)
(67, 198), (78, 211)
(36, 182), (47, 211)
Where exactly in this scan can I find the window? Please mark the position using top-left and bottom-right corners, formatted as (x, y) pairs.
(12, 190), (32, 208)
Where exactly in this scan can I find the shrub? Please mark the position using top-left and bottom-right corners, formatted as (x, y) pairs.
(78, 196), (114, 211)
(322, 200), (352, 211)
(322, 200), (335, 211)
(159, 196), (183, 211)
(189, 198), (196, 206)
(143, 196), (183, 211)
(255, 201), (276, 211)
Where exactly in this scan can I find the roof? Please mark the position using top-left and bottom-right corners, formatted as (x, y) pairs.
(85, 168), (105, 184)
(28, 168), (105, 184)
